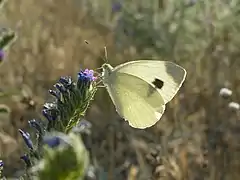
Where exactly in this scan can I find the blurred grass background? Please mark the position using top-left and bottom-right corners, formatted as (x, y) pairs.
(0, 0), (240, 179)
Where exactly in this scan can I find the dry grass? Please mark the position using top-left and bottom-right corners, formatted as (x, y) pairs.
(0, 0), (239, 179)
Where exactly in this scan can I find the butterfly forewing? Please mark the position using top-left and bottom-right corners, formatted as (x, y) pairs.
(113, 60), (186, 104)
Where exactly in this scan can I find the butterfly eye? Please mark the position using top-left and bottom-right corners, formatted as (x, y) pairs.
(152, 78), (164, 89)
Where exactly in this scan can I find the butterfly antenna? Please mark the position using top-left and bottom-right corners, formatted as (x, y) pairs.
(94, 67), (102, 71)
(84, 40), (109, 81)
(103, 46), (108, 63)
(84, 40), (108, 64)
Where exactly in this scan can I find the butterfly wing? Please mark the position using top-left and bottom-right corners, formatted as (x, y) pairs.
(112, 60), (186, 104)
(104, 72), (165, 129)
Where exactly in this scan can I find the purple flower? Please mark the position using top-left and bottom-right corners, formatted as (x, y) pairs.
(78, 69), (97, 82)
(186, 0), (198, 6)
(43, 133), (70, 148)
(43, 102), (57, 110)
(28, 119), (43, 135)
(54, 83), (67, 93)
(49, 89), (61, 101)
(72, 119), (92, 134)
(19, 129), (33, 150)
(112, 2), (122, 12)
(59, 76), (74, 88)
(42, 109), (58, 121)
(43, 136), (61, 148)
(0, 50), (4, 62)
(0, 160), (3, 167)
(20, 154), (31, 168)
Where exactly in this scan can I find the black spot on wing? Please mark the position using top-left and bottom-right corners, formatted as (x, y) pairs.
(152, 78), (164, 89)
(147, 78), (164, 97)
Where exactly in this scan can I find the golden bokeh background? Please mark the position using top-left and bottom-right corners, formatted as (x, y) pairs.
(0, 0), (239, 179)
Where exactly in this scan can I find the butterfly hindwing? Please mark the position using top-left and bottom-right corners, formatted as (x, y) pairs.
(104, 72), (165, 129)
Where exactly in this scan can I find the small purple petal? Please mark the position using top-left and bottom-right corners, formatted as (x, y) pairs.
(72, 119), (92, 134)
(19, 129), (34, 150)
(59, 76), (74, 88)
(20, 154), (31, 167)
(0, 50), (4, 61)
(0, 160), (3, 167)
(54, 83), (67, 93)
(112, 2), (122, 12)
(42, 109), (58, 121)
(28, 119), (43, 135)
(43, 102), (57, 110)
(43, 136), (61, 148)
(78, 69), (97, 82)
(49, 89), (61, 101)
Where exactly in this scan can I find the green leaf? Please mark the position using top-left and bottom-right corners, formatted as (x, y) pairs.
(0, 0), (6, 9)
(0, 104), (10, 114)
(0, 29), (17, 50)
(32, 132), (89, 180)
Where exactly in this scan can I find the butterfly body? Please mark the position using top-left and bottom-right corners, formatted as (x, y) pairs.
(102, 60), (186, 129)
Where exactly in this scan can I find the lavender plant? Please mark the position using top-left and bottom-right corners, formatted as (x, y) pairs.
(0, 1), (99, 178)
(10, 70), (98, 179)
(1, 43), (99, 179)
(0, 160), (3, 179)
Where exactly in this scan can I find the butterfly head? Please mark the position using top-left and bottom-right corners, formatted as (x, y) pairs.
(101, 63), (114, 82)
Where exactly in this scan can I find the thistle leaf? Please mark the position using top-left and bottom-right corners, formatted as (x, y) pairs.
(32, 132), (89, 180)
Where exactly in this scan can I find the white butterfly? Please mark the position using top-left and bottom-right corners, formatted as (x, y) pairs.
(101, 60), (186, 129)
